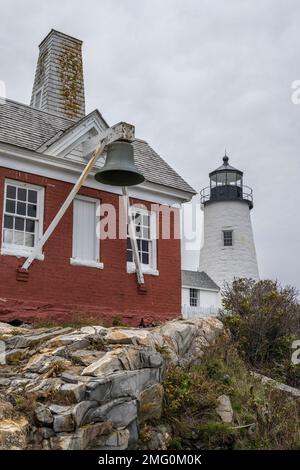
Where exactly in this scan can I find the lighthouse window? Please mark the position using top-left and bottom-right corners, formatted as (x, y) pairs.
(223, 230), (233, 246)
(190, 288), (199, 307)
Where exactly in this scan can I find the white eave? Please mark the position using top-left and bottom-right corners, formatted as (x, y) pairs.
(0, 141), (194, 206)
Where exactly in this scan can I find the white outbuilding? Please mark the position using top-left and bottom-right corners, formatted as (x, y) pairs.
(181, 270), (220, 318)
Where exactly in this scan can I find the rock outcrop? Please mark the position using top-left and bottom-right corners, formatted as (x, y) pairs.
(0, 317), (223, 450)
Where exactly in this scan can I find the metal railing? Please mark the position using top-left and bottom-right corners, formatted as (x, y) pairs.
(200, 184), (253, 206)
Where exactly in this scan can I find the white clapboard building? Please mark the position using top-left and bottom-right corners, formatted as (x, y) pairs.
(181, 270), (220, 318)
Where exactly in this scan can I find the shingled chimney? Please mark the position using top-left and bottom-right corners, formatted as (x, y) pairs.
(30, 29), (85, 120)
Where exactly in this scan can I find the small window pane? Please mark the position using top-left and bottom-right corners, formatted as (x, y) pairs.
(25, 233), (34, 247)
(26, 219), (35, 233)
(17, 202), (26, 216)
(135, 225), (141, 236)
(143, 215), (150, 226)
(6, 185), (16, 199)
(17, 188), (26, 201)
(27, 204), (37, 217)
(135, 213), (142, 223)
(28, 190), (37, 203)
(14, 231), (24, 245)
(141, 240), (149, 252)
(142, 227), (150, 239)
(142, 252), (149, 264)
(3, 229), (13, 243)
(4, 215), (13, 229)
(15, 217), (25, 231)
(6, 199), (15, 213)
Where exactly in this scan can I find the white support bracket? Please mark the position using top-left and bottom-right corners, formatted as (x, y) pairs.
(122, 186), (144, 285)
(21, 122), (135, 271)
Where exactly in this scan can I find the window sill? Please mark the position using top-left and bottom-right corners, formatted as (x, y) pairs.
(70, 258), (104, 269)
(126, 262), (159, 276)
(1, 247), (44, 260)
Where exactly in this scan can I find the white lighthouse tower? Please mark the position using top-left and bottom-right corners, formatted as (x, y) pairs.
(199, 155), (259, 293)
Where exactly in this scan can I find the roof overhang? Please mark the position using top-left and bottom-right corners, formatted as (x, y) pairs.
(0, 141), (193, 206)
(182, 284), (220, 292)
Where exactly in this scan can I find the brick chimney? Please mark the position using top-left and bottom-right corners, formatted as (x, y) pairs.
(30, 29), (85, 120)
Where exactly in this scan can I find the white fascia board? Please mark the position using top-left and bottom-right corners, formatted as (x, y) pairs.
(0, 143), (194, 206)
(182, 284), (220, 292)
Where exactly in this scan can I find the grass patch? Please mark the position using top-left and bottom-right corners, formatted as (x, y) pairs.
(32, 312), (106, 329)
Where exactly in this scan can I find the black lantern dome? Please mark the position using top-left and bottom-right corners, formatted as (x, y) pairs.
(200, 154), (253, 209)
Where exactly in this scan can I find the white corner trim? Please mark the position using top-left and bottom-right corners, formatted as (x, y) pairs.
(70, 258), (104, 269)
(1, 247), (44, 261)
(126, 262), (159, 276)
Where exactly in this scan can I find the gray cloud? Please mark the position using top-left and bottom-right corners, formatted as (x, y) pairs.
(0, 0), (299, 289)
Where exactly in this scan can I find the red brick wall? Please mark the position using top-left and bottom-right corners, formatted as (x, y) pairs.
(0, 168), (182, 325)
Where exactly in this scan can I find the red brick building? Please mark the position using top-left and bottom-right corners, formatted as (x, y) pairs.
(0, 30), (195, 325)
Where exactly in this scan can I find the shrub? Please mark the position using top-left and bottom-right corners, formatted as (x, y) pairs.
(220, 278), (300, 386)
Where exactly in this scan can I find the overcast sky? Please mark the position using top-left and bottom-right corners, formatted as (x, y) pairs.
(0, 0), (299, 290)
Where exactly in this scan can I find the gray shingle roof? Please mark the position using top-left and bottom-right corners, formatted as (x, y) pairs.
(0, 99), (196, 196)
(132, 139), (195, 194)
(0, 99), (73, 151)
(182, 270), (220, 290)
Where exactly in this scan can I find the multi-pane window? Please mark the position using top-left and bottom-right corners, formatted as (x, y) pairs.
(127, 211), (151, 265)
(2, 181), (43, 255)
(223, 230), (233, 246)
(126, 209), (156, 271)
(190, 288), (199, 307)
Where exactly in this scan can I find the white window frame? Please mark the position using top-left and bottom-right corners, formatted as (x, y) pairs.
(189, 288), (199, 307)
(126, 207), (159, 276)
(1, 179), (44, 260)
(70, 194), (103, 269)
(223, 229), (233, 247)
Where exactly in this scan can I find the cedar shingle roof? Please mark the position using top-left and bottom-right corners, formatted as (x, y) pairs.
(0, 99), (196, 196)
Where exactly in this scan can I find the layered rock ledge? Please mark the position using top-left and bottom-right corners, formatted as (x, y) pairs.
(0, 317), (223, 450)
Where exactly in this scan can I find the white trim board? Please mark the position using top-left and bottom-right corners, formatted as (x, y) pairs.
(0, 143), (193, 205)
(182, 285), (220, 292)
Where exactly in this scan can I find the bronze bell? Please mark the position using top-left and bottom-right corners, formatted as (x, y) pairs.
(94, 141), (145, 187)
